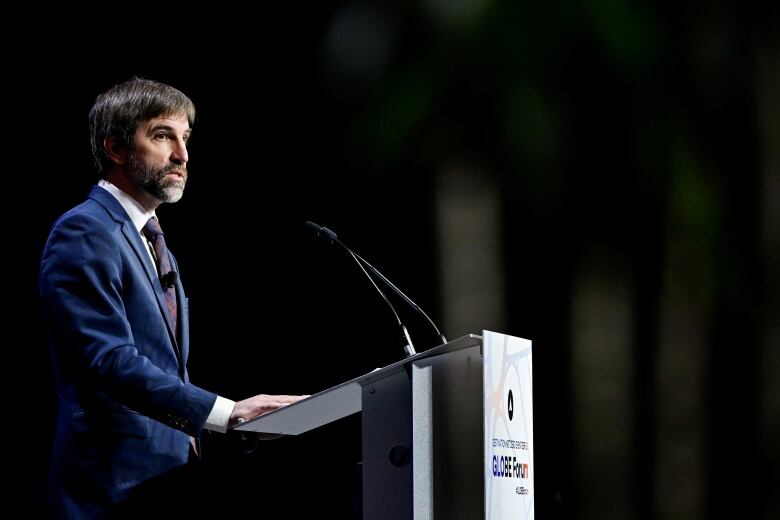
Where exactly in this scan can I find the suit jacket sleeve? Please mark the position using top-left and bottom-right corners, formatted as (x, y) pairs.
(40, 211), (217, 437)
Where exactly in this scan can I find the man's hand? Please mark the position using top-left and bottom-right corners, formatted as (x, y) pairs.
(229, 393), (308, 427)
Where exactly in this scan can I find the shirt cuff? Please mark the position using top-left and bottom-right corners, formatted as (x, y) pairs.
(204, 395), (235, 433)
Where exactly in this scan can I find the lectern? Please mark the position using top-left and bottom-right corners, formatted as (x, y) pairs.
(235, 332), (533, 519)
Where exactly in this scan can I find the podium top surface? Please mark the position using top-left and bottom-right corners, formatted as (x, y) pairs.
(234, 334), (482, 435)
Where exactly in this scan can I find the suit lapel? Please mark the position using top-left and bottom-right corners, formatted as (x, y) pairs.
(90, 186), (182, 365)
(120, 222), (182, 363)
(173, 269), (189, 368)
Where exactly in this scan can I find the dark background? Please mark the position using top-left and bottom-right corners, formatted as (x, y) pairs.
(9, 1), (779, 518)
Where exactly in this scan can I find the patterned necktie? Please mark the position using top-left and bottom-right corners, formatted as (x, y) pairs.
(143, 217), (177, 338)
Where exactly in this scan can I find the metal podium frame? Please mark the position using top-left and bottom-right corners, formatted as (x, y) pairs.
(235, 334), (485, 519)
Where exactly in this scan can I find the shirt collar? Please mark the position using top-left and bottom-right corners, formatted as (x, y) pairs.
(98, 179), (157, 234)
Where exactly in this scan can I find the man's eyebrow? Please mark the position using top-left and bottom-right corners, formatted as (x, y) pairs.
(147, 124), (192, 138)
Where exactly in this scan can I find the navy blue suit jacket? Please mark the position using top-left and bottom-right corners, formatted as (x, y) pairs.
(40, 186), (217, 518)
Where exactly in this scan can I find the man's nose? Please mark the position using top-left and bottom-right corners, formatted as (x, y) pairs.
(171, 138), (188, 165)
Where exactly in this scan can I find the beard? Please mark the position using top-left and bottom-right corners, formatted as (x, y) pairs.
(127, 151), (188, 203)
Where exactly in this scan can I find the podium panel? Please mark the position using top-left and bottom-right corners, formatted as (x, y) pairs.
(235, 333), (532, 519)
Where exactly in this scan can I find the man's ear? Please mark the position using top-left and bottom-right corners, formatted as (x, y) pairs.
(104, 137), (128, 166)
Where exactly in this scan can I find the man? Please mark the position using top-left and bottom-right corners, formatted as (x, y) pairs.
(40, 78), (305, 518)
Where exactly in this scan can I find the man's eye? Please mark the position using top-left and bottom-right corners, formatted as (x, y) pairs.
(154, 133), (168, 140)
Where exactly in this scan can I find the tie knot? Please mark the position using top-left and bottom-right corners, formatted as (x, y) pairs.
(143, 217), (164, 238)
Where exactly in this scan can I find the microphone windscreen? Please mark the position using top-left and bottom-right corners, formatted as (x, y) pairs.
(304, 221), (321, 234)
(304, 221), (338, 241)
(162, 271), (177, 289)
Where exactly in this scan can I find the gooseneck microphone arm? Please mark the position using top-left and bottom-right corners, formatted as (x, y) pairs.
(304, 221), (417, 357)
(351, 251), (447, 345)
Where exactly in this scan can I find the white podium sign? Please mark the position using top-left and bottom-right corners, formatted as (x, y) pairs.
(483, 331), (534, 519)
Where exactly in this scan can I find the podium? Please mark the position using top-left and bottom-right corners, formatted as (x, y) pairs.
(235, 333), (533, 519)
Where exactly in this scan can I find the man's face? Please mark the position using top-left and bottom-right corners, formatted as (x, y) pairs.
(127, 114), (191, 203)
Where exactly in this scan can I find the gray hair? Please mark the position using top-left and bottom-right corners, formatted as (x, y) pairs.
(88, 78), (196, 173)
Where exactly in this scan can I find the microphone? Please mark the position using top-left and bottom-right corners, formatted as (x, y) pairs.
(160, 271), (178, 289)
(304, 221), (447, 357)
